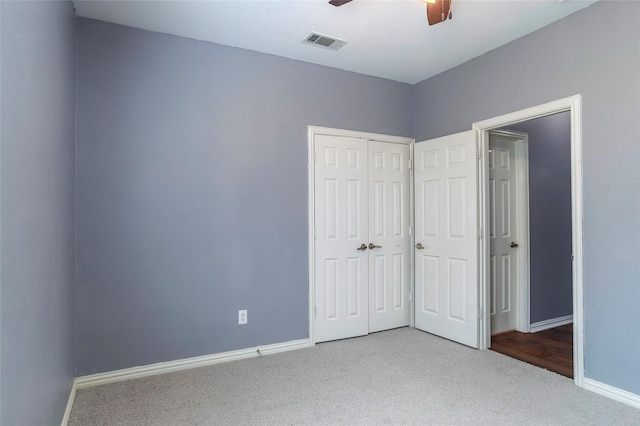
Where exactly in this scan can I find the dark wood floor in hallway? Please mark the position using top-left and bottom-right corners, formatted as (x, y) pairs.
(490, 324), (573, 378)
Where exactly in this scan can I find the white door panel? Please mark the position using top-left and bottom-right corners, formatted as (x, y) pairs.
(368, 141), (411, 332)
(315, 135), (369, 342)
(489, 138), (517, 334)
(414, 131), (479, 348)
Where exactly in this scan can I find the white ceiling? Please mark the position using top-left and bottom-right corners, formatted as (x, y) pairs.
(73, 0), (598, 84)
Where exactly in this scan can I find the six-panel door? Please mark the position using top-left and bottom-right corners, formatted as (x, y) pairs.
(368, 141), (411, 333)
(314, 135), (411, 342)
(314, 135), (369, 342)
(489, 137), (517, 334)
(413, 131), (479, 348)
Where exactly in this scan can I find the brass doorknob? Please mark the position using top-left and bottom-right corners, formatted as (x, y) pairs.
(356, 243), (368, 251)
(368, 243), (382, 250)
(510, 242), (519, 248)
(416, 243), (425, 250)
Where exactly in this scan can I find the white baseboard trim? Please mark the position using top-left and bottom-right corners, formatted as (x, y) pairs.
(583, 378), (640, 409)
(60, 380), (77, 426)
(529, 314), (573, 333)
(75, 338), (312, 390)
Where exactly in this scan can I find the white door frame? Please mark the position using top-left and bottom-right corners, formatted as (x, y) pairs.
(488, 130), (530, 334)
(307, 126), (415, 345)
(473, 95), (584, 386)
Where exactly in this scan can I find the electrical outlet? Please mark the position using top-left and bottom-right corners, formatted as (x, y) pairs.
(238, 309), (247, 325)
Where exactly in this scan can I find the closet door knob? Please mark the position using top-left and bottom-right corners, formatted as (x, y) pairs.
(416, 243), (425, 250)
(368, 243), (382, 250)
(356, 243), (368, 251)
(510, 242), (519, 248)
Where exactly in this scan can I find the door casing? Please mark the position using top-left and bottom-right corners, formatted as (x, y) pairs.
(474, 95), (584, 386)
(307, 126), (415, 345)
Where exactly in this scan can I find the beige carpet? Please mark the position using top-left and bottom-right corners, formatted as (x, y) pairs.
(69, 328), (640, 425)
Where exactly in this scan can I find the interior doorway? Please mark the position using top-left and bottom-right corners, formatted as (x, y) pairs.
(487, 112), (574, 377)
(474, 95), (584, 386)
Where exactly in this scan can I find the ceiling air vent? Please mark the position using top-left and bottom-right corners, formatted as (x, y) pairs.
(303, 33), (348, 51)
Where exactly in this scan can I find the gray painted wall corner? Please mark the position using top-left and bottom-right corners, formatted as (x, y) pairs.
(413, 1), (640, 394)
(74, 18), (413, 375)
(0, 1), (76, 424)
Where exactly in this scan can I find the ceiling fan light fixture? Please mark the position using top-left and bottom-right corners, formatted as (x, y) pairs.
(426, 0), (452, 25)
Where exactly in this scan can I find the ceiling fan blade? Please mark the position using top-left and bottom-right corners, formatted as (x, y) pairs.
(426, 0), (452, 26)
(329, 0), (353, 6)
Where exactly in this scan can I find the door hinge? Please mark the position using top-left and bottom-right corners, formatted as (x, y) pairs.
(314, 228), (318, 240)
(478, 228), (483, 239)
(479, 307), (484, 320)
(314, 306), (317, 318)
(409, 292), (413, 302)
(477, 152), (481, 160)
(571, 254), (574, 261)
(408, 159), (413, 170)
(313, 150), (317, 163)
(409, 226), (413, 236)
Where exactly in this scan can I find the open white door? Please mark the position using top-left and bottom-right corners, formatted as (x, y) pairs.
(488, 136), (518, 335)
(414, 130), (479, 348)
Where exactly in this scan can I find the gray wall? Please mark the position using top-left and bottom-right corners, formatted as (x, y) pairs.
(75, 19), (413, 375)
(502, 112), (573, 324)
(414, 1), (640, 394)
(0, 1), (76, 424)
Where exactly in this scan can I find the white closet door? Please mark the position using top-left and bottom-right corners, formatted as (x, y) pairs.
(489, 138), (517, 334)
(414, 131), (479, 348)
(368, 141), (412, 332)
(314, 135), (369, 343)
